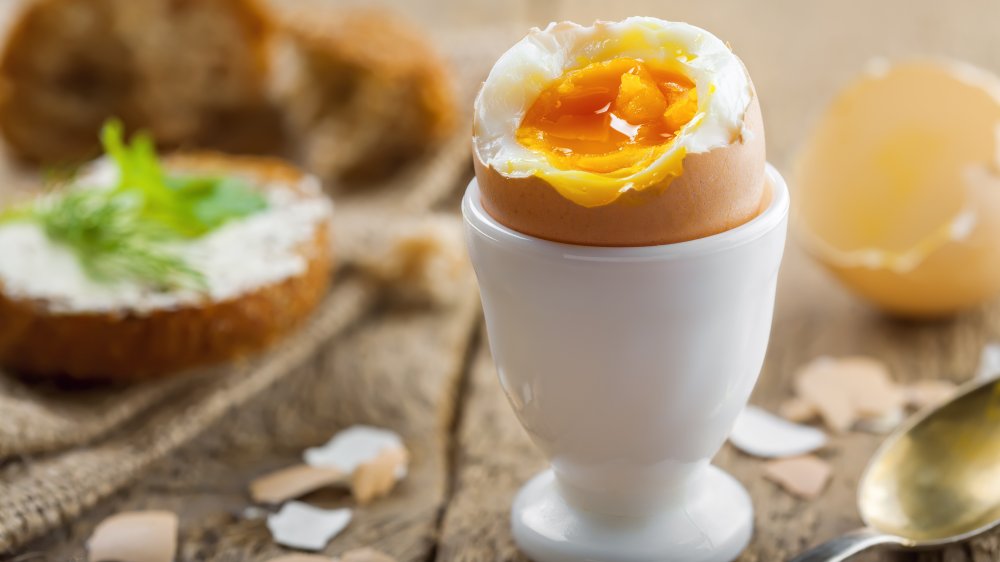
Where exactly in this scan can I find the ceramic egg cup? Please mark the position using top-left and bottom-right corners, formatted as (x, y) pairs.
(463, 164), (790, 562)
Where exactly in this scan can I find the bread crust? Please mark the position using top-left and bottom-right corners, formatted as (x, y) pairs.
(0, 0), (278, 164)
(0, 153), (334, 381)
(276, 7), (457, 183)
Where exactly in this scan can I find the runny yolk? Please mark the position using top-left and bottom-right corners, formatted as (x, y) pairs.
(516, 58), (698, 175)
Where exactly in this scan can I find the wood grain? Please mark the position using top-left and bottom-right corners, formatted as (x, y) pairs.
(7, 1), (1000, 560)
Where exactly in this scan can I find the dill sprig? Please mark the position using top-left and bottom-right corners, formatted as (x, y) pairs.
(34, 189), (205, 288)
(0, 120), (268, 290)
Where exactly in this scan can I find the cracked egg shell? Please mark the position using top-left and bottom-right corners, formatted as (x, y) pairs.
(473, 18), (767, 247)
(795, 59), (1000, 318)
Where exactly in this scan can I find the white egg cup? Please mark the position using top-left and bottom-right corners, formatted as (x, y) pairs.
(462, 164), (789, 562)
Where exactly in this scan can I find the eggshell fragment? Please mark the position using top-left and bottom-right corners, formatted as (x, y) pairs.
(305, 426), (406, 475)
(795, 59), (1000, 317)
(835, 358), (905, 418)
(794, 358), (857, 432)
(339, 548), (397, 562)
(250, 464), (345, 505)
(351, 446), (409, 505)
(242, 506), (269, 520)
(902, 380), (958, 409)
(729, 405), (828, 458)
(853, 407), (905, 434)
(474, 94), (766, 247)
(87, 510), (177, 562)
(779, 397), (819, 423)
(763, 456), (832, 499)
(267, 502), (352, 552)
(795, 356), (904, 432)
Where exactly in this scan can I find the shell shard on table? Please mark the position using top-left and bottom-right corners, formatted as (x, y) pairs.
(853, 406), (906, 434)
(902, 379), (959, 410)
(266, 501), (352, 552)
(250, 464), (346, 504)
(763, 455), (832, 499)
(729, 405), (828, 458)
(303, 425), (409, 503)
(794, 356), (904, 432)
(87, 510), (178, 562)
(778, 397), (819, 423)
(305, 425), (406, 474)
(351, 446), (409, 505)
(338, 547), (398, 562)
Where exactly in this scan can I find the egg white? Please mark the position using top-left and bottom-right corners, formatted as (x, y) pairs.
(473, 17), (755, 206)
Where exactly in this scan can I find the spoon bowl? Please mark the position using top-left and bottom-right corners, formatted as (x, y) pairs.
(792, 376), (1000, 561)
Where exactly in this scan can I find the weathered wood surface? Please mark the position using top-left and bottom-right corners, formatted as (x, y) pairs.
(7, 0), (1000, 560)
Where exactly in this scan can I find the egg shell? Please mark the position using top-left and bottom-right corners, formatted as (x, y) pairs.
(474, 92), (766, 247)
(87, 510), (177, 562)
(795, 60), (1000, 318)
(763, 455), (832, 499)
(249, 464), (345, 504)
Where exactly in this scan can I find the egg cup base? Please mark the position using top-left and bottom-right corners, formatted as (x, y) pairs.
(511, 467), (753, 562)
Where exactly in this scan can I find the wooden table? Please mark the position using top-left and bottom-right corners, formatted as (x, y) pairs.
(14, 0), (1000, 560)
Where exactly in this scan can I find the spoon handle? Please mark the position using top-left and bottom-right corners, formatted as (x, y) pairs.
(788, 527), (905, 562)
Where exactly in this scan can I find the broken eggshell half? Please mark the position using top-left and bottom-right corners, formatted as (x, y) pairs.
(795, 59), (1000, 318)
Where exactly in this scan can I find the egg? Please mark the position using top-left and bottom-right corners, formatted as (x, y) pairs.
(473, 17), (766, 246)
(795, 59), (1000, 317)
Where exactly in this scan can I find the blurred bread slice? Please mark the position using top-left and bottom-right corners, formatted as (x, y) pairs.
(274, 8), (457, 184)
(0, 0), (281, 164)
(0, 153), (334, 381)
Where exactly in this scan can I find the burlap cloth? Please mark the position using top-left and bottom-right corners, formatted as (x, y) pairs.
(0, 130), (473, 554)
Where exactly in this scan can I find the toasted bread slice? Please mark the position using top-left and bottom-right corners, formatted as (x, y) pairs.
(0, 153), (334, 381)
(274, 7), (457, 184)
(0, 0), (279, 164)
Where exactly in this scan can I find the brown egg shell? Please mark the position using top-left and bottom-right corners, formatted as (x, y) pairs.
(474, 92), (766, 247)
(819, 254), (1000, 319)
(793, 60), (1000, 318)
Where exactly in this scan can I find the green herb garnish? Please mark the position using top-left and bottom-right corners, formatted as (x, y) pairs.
(0, 120), (269, 289)
(31, 189), (203, 287)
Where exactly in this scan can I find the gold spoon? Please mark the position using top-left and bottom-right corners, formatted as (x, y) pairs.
(791, 376), (1000, 561)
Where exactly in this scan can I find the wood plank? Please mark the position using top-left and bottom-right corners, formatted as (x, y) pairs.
(436, 331), (541, 562)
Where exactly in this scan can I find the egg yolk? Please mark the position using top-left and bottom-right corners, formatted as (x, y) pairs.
(516, 58), (698, 174)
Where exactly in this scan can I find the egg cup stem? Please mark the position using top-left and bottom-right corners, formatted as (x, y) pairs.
(462, 164), (790, 562)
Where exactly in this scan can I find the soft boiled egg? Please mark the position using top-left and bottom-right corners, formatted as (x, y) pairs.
(473, 17), (766, 246)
